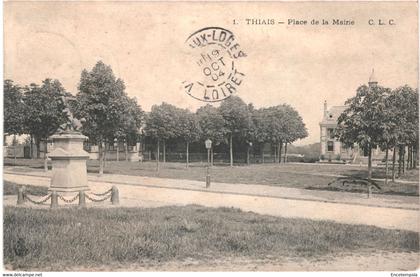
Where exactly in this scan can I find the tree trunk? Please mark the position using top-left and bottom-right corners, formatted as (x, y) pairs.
(412, 145), (416, 169)
(284, 143), (288, 163)
(186, 141), (189, 168)
(103, 141), (107, 168)
(261, 145), (265, 164)
(398, 145), (402, 176)
(413, 145), (415, 168)
(116, 139), (119, 162)
(279, 142), (283, 163)
(411, 145), (413, 169)
(407, 146), (410, 170)
(410, 146), (414, 169)
(402, 145), (406, 174)
(163, 140), (166, 163)
(273, 144), (277, 163)
(247, 145), (250, 166)
(392, 146), (397, 182)
(106, 141), (109, 165)
(44, 139), (48, 172)
(229, 134), (233, 167)
(35, 137), (41, 159)
(13, 134), (17, 165)
(277, 143), (281, 164)
(44, 154), (48, 172)
(367, 145), (372, 180)
(156, 139), (160, 172)
(385, 148), (389, 185)
(211, 147), (214, 166)
(407, 146), (411, 170)
(30, 135), (33, 159)
(125, 140), (129, 162)
(407, 145), (410, 169)
(99, 141), (104, 176)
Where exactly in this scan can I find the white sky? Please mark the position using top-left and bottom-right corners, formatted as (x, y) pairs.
(4, 1), (418, 145)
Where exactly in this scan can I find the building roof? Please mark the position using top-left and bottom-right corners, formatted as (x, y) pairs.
(320, 105), (347, 125)
(321, 69), (378, 127)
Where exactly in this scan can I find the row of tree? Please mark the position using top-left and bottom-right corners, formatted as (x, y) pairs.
(4, 62), (144, 174)
(336, 84), (418, 182)
(4, 78), (69, 158)
(5, 61), (308, 172)
(144, 97), (308, 170)
(73, 62), (144, 174)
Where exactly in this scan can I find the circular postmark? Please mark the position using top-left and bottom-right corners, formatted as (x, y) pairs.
(182, 27), (246, 102)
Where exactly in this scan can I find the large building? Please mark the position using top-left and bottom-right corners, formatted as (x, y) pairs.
(319, 70), (386, 163)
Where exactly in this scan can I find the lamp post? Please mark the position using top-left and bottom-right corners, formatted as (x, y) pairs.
(247, 141), (253, 166)
(205, 139), (212, 188)
(114, 138), (119, 162)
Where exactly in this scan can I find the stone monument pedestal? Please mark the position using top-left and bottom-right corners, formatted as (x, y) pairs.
(48, 132), (90, 194)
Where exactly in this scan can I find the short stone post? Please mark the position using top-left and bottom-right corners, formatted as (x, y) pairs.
(111, 186), (119, 205)
(78, 191), (86, 207)
(367, 185), (372, 199)
(50, 191), (58, 208)
(17, 187), (25, 205)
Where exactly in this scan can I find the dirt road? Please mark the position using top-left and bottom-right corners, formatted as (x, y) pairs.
(4, 172), (418, 232)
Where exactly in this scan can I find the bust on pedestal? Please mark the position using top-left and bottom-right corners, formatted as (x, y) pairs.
(48, 96), (89, 194)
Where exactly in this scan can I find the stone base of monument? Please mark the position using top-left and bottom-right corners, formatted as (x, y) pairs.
(48, 132), (90, 194)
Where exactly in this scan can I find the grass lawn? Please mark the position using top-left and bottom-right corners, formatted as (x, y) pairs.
(75, 160), (420, 196)
(3, 181), (48, 196)
(4, 205), (418, 271)
(4, 158), (419, 196)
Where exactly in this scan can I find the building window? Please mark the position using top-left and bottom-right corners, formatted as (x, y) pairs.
(327, 141), (334, 152)
(327, 128), (335, 139)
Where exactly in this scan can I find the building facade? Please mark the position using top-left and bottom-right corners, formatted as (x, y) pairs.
(319, 70), (387, 163)
(319, 102), (353, 162)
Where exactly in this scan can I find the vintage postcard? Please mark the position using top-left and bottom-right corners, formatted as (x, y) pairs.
(3, 0), (419, 273)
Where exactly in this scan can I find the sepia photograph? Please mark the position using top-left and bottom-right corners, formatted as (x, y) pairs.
(2, 0), (419, 273)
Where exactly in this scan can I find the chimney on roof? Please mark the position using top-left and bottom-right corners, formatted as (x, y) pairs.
(368, 68), (378, 88)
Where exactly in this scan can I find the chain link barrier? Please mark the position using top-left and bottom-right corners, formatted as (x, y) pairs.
(91, 188), (113, 197)
(85, 193), (112, 202)
(58, 193), (80, 203)
(25, 194), (52, 205)
(19, 186), (117, 206)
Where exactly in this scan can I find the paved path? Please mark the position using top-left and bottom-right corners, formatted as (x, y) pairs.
(3, 169), (419, 232)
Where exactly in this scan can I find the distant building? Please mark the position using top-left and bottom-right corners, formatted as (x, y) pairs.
(319, 70), (387, 163)
(319, 102), (351, 162)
